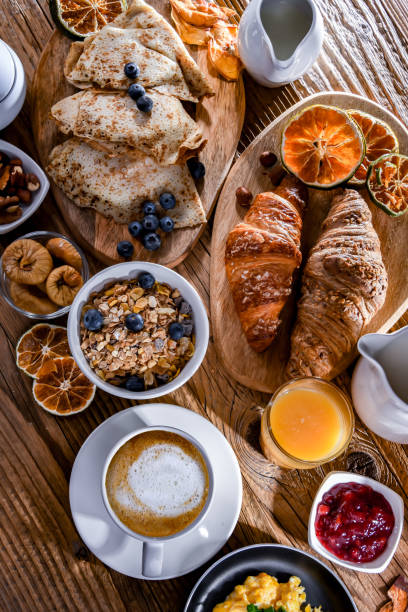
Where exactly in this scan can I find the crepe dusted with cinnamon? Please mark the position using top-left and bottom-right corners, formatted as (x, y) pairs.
(51, 90), (206, 166)
(64, 0), (214, 102)
(47, 138), (206, 227)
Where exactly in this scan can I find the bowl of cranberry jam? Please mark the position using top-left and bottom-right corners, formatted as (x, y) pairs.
(309, 472), (404, 573)
(315, 482), (394, 563)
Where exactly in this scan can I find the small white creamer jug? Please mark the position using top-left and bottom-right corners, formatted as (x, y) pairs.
(351, 326), (408, 443)
(238, 0), (324, 87)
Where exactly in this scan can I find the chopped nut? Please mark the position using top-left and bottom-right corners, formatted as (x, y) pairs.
(236, 186), (253, 207)
(26, 173), (40, 192)
(16, 188), (31, 204)
(259, 151), (277, 167)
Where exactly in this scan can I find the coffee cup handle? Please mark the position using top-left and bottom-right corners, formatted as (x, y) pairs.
(142, 541), (164, 577)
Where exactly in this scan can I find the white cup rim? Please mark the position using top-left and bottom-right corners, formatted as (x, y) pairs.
(101, 425), (215, 543)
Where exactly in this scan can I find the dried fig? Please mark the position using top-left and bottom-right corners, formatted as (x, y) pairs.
(46, 265), (83, 306)
(46, 238), (82, 271)
(3, 239), (53, 285)
(10, 282), (56, 315)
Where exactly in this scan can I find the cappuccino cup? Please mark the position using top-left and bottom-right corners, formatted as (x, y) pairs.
(101, 426), (214, 577)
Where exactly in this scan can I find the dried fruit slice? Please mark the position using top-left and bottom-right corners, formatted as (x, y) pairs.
(46, 265), (83, 306)
(348, 110), (399, 185)
(208, 24), (242, 81)
(281, 105), (365, 188)
(16, 324), (70, 377)
(3, 239), (53, 285)
(170, 7), (211, 45)
(50, 0), (127, 39)
(33, 357), (95, 415)
(367, 153), (408, 216)
(169, 0), (234, 27)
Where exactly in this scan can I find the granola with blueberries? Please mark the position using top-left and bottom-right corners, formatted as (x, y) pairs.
(80, 271), (194, 391)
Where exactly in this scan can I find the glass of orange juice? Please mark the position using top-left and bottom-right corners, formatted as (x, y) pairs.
(260, 378), (354, 469)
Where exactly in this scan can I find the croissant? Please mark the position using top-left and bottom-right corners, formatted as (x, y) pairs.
(287, 188), (388, 380)
(225, 175), (308, 352)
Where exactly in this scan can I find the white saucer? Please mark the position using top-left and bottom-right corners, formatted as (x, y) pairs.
(69, 404), (243, 580)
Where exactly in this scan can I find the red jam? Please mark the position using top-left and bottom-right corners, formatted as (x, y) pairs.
(315, 482), (395, 563)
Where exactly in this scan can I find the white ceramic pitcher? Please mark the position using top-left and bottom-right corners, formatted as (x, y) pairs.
(351, 327), (408, 443)
(238, 0), (324, 87)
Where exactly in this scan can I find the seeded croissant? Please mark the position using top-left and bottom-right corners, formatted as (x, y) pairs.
(287, 189), (388, 380)
(225, 175), (308, 352)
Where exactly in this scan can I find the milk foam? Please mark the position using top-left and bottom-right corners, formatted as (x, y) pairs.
(115, 443), (206, 517)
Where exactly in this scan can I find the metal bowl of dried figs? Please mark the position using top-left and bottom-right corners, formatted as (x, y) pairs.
(0, 231), (89, 319)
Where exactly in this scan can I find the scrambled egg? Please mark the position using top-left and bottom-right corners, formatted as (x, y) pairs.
(213, 573), (322, 612)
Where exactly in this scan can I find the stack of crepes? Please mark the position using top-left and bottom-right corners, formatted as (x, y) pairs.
(47, 0), (214, 228)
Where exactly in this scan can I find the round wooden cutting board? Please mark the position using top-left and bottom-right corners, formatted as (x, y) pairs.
(211, 91), (408, 393)
(31, 1), (245, 267)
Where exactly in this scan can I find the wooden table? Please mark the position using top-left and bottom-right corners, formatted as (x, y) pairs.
(1, 0), (408, 610)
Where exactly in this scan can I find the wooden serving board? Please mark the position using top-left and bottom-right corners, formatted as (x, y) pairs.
(31, 0), (245, 267)
(211, 91), (408, 393)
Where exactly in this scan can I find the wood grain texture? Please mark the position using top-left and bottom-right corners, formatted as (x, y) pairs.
(211, 91), (408, 393)
(31, 0), (245, 267)
(1, 0), (408, 610)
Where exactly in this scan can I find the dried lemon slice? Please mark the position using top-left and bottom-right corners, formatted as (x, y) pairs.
(33, 357), (95, 415)
(50, 0), (127, 39)
(16, 324), (70, 378)
(281, 105), (365, 188)
(367, 153), (408, 216)
(348, 110), (398, 186)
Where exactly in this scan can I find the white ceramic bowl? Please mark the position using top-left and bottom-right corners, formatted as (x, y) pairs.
(308, 471), (404, 573)
(0, 139), (49, 233)
(67, 262), (209, 399)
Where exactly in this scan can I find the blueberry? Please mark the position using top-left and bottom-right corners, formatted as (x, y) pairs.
(142, 214), (159, 231)
(142, 201), (156, 215)
(117, 240), (134, 258)
(143, 232), (161, 251)
(156, 373), (170, 386)
(125, 376), (145, 391)
(136, 95), (153, 112)
(169, 321), (184, 341)
(159, 192), (176, 210)
(187, 157), (206, 180)
(128, 220), (143, 238)
(125, 313), (144, 332)
(83, 308), (103, 331)
(128, 83), (145, 101)
(124, 62), (140, 79)
(182, 320), (194, 337)
(159, 216), (174, 233)
(138, 271), (155, 289)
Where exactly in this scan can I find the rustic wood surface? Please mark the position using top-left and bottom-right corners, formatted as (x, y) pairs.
(31, 0), (245, 268)
(212, 91), (408, 393)
(1, 0), (408, 610)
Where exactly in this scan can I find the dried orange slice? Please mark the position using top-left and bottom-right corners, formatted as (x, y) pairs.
(33, 357), (95, 415)
(281, 105), (365, 189)
(50, 0), (127, 39)
(16, 324), (70, 378)
(348, 110), (398, 185)
(367, 153), (408, 216)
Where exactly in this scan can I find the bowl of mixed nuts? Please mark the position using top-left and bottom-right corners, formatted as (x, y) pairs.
(67, 262), (209, 399)
(0, 140), (49, 234)
(1, 231), (89, 319)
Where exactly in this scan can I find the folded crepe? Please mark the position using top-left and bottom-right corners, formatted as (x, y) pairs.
(47, 138), (206, 227)
(65, 0), (213, 102)
(51, 89), (206, 166)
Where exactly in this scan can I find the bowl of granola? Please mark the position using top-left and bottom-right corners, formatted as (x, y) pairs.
(67, 262), (209, 399)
